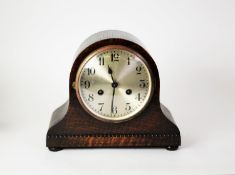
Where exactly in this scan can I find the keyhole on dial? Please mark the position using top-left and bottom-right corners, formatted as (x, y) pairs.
(98, 89), (104, 95)
(126, 89), (132, 95)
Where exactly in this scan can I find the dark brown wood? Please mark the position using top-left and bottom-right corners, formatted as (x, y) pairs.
(46, 30), (181, 151)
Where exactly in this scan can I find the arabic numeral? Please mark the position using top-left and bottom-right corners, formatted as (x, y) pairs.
(139, 80), (146, 88)
(88, 94), (94, 102)
(137, 93), (141, 101)
(127, 57), (130, 65)
(125, 103), (131, 111)
(98, 56), (104, 65)
(87, 68), (95, 75)
(111, 53), (119, 62)
(112, 106), (118, 114)
(81, 80), (90, 89)
(136, 66), (142, 74)
(98, 103), (104, 111)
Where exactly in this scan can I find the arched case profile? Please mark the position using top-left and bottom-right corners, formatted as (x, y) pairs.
(46, 30), (181, 151)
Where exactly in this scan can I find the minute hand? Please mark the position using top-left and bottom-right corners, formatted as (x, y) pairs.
(111, 87), (115, 113)
(108, 65), (117, 114)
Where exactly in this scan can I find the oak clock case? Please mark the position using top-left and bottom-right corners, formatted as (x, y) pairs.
(46, 30), (181, 151)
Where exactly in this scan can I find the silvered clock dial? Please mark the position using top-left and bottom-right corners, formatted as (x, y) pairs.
(75, 46), (153, 122)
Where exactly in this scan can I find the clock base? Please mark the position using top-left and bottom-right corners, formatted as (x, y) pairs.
(47, 144), (179, 152)
(46, 102), (181, 151)
(48, 146), (179, 152)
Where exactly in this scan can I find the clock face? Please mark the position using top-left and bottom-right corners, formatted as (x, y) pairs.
(75, 45), (153, 122)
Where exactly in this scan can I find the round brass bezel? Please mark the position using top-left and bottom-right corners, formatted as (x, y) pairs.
(75, 45), (154, 123)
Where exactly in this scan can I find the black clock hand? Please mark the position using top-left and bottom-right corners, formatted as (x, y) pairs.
(111, 87), (115, 113)
(108, 65), (118, 114)
(108, 65), (114, 82)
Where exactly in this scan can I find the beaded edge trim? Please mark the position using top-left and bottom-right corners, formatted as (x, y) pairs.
(47, 133), (180, 139)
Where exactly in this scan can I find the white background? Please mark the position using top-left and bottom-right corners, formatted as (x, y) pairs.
(0, 0), (235, 174)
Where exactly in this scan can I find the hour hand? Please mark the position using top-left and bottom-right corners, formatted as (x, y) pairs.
(108, 65), (112, 74)
(108, 65), (114, 82)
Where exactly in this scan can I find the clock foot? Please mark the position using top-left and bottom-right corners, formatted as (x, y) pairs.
(166, 146), (179, 151)
(48, 147), (63, 152)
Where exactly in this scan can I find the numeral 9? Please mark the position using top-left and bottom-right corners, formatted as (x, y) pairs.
(81, 80), (90, 89)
